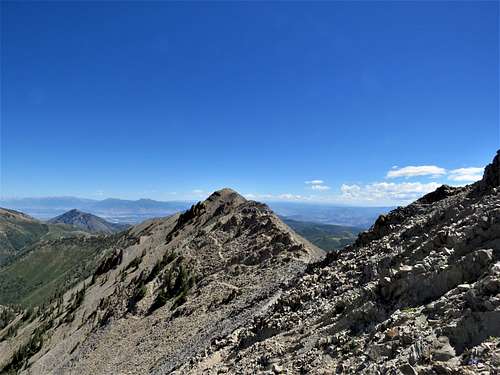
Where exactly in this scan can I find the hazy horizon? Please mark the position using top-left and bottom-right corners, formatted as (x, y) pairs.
(0, 192), (396, 208)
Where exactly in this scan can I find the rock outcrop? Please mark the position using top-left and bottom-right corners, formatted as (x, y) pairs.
(479, 150), (500, 193)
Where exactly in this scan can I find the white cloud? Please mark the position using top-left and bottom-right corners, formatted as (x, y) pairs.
(244, 193), (308, 201)
(244, 193), (274, 200)
(387, 163), (485, 183)
(244, 179), (444, 205)
(278, 193), (304, 200)
(192, 189), (205, 194)
(311, 184), (331, 191)
(225, 163), (485, 206)
(341, 181), (441, 202)
(340, 184), (361, 196)
(448, 167), (483, 182)
(387, 165), (446, 179)
(305, 179), (330, 191)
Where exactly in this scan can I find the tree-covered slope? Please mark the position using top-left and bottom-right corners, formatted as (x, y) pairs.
(282, 217), (362, 251)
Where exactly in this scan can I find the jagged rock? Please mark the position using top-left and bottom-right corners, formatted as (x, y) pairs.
(431, 336), (456, 362)
(271, 363), (283, 373)
(479, 150), (500, 192)
(399, 363), (418, 375)
(418, 185), (462, 205)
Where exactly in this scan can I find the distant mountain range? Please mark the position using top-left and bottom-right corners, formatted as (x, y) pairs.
(48, 209), (130, 234)
(0, 197), (193, 223)
(0, 197), (391, 228)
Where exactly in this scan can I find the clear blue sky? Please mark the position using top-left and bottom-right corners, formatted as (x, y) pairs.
(1, 1), (498, 205)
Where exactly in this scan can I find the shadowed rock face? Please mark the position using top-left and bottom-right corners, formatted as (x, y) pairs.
(1, 151), (499, 375)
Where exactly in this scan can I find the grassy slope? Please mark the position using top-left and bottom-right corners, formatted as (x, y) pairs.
(0, 236), (115, 307)
(0, 218), (48, 264)
(0, 208), (136, 307)
(282, 218), (363, 251)
(0, 209), (89, 266)
(0, 208), (117, 307)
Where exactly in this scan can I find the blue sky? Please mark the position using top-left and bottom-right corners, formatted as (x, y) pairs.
(1, 1), (498, 205)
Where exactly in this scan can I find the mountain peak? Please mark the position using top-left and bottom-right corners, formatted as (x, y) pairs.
(48, 209), (128, 234)
(66, 208), (84, 215)
(205, 188), (246, 207)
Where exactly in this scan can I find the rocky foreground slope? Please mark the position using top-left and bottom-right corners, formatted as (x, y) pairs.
(179, 151), (499, 375)
(1, 151), (499, 375)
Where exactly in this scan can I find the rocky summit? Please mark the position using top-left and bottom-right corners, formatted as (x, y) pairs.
(1, 152), (499, 375)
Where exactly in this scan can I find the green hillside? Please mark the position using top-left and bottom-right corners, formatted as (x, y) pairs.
(282, 218), (363, 251)
(0, 208), (89, 266)
(0, 208), (121, 307)
(0, 235), (121, 307)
